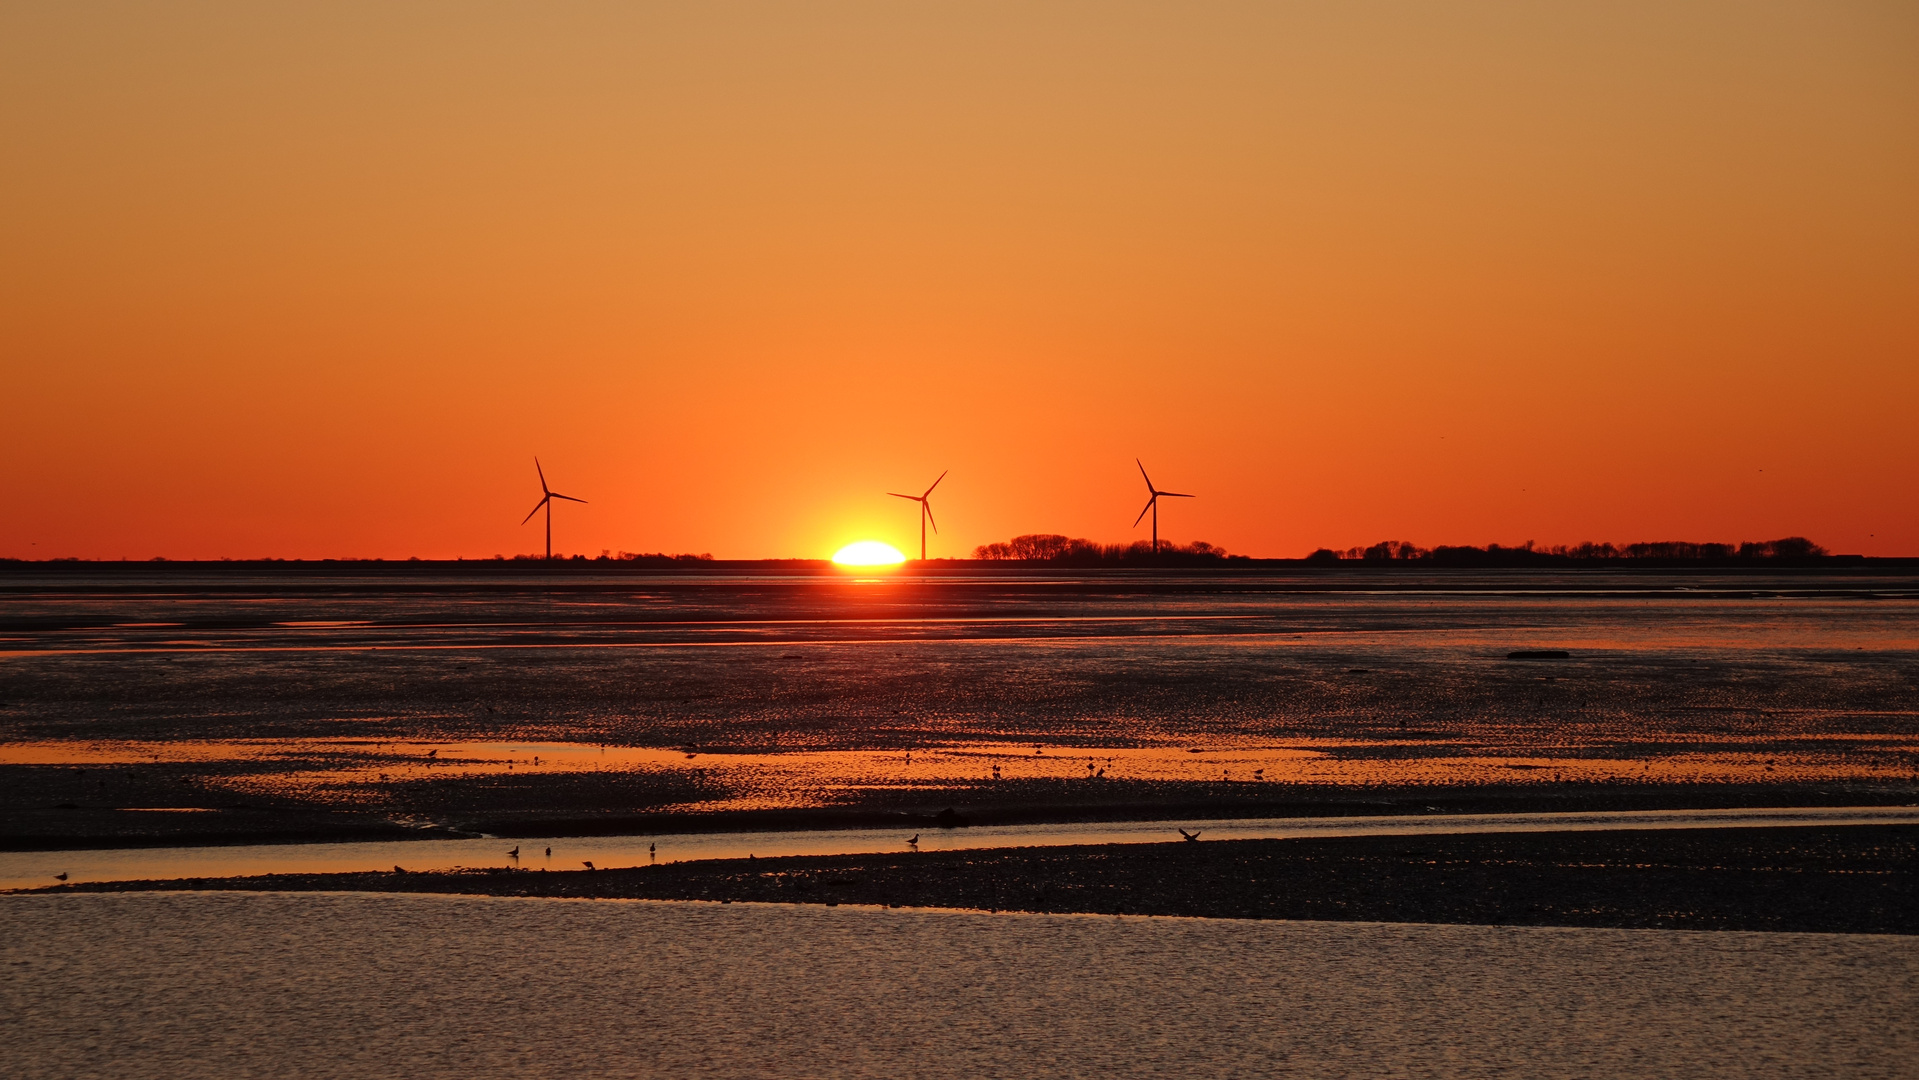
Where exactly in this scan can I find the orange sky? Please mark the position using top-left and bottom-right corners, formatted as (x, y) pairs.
(3, 1), (1916, 560)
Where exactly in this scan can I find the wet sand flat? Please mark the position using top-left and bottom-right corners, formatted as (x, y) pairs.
(8, 890), (1911, 1080)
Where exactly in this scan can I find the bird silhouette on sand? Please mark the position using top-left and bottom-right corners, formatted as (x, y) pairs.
(1179, 829), (1202, 843)
(54, 872), (68, 881)
(582, 860), (595, 870)
(907, 834), (920, 847)
(507, 846), (520, 859)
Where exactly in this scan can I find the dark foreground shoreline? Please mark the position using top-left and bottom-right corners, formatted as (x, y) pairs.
(29, 825), (1916, 935)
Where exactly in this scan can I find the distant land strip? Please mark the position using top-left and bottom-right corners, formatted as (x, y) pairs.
(7, 551), (1914, 574)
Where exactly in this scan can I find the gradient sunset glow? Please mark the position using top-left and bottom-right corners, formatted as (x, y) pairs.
(2, 2), (1914, 560)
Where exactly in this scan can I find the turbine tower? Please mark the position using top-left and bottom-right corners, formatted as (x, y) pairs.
(1133, 459), (1194, 554)
(521, 458), (587, 562)
(888, 470), (947, 561)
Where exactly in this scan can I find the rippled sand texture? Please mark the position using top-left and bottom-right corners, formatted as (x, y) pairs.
(5, 893), (1914, 1079)
(2, 568), (1916, 827)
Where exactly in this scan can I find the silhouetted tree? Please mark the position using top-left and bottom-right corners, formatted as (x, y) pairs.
(1739, 537), (1827, 559)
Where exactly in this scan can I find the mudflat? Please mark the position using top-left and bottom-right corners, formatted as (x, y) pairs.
(4, 564), (1916, 848)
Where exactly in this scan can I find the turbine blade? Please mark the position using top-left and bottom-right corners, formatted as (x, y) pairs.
(887, 493), (919, 501)
(535, 457), (550, 496)
(923, 469), (948, 498)
(1137, 458), (1155, 492)
(521, 495), (551, 525)
(1161, 491), (1195, 498)
(1133, 495), (1157, 528)
(550, 493), (588, 504)
(924, 501), (938, 534)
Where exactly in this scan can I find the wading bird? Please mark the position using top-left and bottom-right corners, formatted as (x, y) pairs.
(1133, 460), (1195, 554)
(507, 847), (519, 859)
(887, 470), (947, 561)
(907, 834), (920, 847)
(521, 458), (588, 562)
(1179, 829), (1202, 843)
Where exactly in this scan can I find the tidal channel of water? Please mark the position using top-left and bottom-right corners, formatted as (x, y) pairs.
(6, 805), (1916, 890)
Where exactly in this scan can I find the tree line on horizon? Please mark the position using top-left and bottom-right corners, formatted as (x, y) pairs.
(964, 534), (1832, 565)
(972, 535), (1238, 562)
(1305, 537), (1829, 564)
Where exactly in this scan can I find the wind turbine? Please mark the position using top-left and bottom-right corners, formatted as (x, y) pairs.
(521, 458), (587, 562)
(887, 470), (947, 561)
(1133, 459), (1194, 554)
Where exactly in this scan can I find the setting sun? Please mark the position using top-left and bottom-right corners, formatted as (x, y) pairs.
(831, 541), (906, 567)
